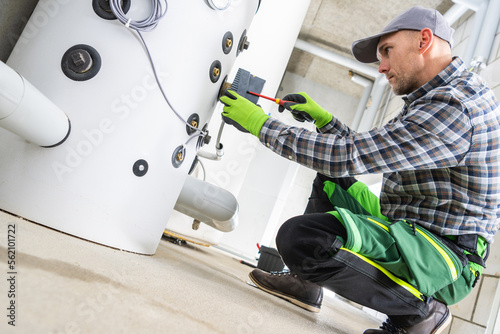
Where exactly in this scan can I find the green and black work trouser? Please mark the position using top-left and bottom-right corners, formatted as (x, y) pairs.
(276, 174), (488, 327)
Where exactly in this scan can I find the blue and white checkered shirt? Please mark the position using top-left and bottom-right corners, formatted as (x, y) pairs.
(260, 57), (500, 242)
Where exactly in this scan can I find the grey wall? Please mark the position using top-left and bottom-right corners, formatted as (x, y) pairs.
(0, 0), (39, 62)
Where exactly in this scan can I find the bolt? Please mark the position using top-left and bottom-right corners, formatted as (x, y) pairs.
(176, 151), (184, 162)
(226, 38), (233, 48)
(68, 49), (93, 74)
(213, 67), (220, 77)
(238, 36), (250, 54)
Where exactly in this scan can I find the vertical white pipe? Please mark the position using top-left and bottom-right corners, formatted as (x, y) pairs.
(486, 278), (500, 334)
(374, 88), (393, 128)
(452, 0), (489, 67)
(472, 0), (500, 70)
(357, 75), (387, 132)
(350, 73), (373, 131)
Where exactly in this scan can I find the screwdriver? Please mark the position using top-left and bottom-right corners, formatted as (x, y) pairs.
(247, 91), (293, 106)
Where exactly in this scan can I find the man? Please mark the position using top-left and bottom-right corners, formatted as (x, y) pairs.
(220, 6), (500, 334)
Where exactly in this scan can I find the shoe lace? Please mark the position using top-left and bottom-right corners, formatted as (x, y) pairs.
(380, 319), (406, 334)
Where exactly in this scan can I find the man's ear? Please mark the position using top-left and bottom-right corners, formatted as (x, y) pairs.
(419, 28), (434, 55)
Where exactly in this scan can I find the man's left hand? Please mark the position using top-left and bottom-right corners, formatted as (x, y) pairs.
(219, 90), (270, 137)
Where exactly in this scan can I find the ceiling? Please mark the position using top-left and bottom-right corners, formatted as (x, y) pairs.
(285, 0), (455, 99)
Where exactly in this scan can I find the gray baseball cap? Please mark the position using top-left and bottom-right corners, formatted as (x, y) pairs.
(351, 6), (454, 63)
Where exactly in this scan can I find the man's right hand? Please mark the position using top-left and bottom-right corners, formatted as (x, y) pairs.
(278, 92), (333, 128)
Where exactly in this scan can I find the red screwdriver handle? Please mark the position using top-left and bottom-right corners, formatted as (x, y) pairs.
(248, 91), (293, 106)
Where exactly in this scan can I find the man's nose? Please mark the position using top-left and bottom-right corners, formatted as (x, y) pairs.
(378, 60), (389, 74)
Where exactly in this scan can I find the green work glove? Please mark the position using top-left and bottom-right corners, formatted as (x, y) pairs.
(219, 90), (270, 137)
(278, 92), (333, 128)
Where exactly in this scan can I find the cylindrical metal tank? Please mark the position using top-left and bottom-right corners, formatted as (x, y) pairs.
(0, 0), (260, 254)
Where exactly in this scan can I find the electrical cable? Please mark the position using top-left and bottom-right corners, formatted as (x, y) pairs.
(184, 132), (203, 146)
(137, 31), (206, 143)
(108, 0), (208, 141)
(197, 159), (207, 181)
(109, 0), (167, 32)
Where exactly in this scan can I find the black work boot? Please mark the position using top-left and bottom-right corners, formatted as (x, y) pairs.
(364, 299), (451, 334)
(248, 269), (323, 312)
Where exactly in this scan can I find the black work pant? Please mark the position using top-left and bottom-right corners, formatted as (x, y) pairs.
(276, 174), (430, 327)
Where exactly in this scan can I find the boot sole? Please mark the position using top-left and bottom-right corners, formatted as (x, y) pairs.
(433, 308), (452, 334)
(248, 272), (321, 313)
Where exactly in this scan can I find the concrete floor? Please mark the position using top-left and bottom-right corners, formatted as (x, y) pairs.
(0, 209), (381, 334)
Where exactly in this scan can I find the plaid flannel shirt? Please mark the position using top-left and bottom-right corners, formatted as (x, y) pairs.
(259, 57), (500, 242)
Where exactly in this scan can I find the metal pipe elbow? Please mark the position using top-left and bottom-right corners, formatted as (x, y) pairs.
(174, 175), (238, 232)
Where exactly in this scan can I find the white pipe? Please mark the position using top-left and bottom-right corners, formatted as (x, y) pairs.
(375, 88), (393, 128)
(197, 144), (224, 161)
(357, 75), (387, 132)
(472, 0), (500, 70)
(452, 0), (485, 11)
(0, 61), (70, 147)
(295, 39), (380, 79)
(451, 0), (489, 67)
(444, 3), (471, 24)
(350, 73), (373, 131)
(293, 39), (385, 132)
(174, 175), (239, 232)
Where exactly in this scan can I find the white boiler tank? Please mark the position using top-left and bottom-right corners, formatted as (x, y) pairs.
(0, 0), (260, 254)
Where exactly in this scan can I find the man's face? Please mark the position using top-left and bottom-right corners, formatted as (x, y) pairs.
(377, 31), (422, 95)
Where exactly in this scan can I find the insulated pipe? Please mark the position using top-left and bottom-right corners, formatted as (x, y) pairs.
(357, 75), (387, 132)
(452, 0), (485, 12)
(471, 0), (500, 70)
(349, 72), (374, 131)
(294, 39), (386, 131)
(444, 3), (471, 24)
(295, 39), (380, 79)
(174, 175), (239, 232)
(0, 61), (70, 147)
(452, 0), (489, 67)
(375, 88), (394, 129)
